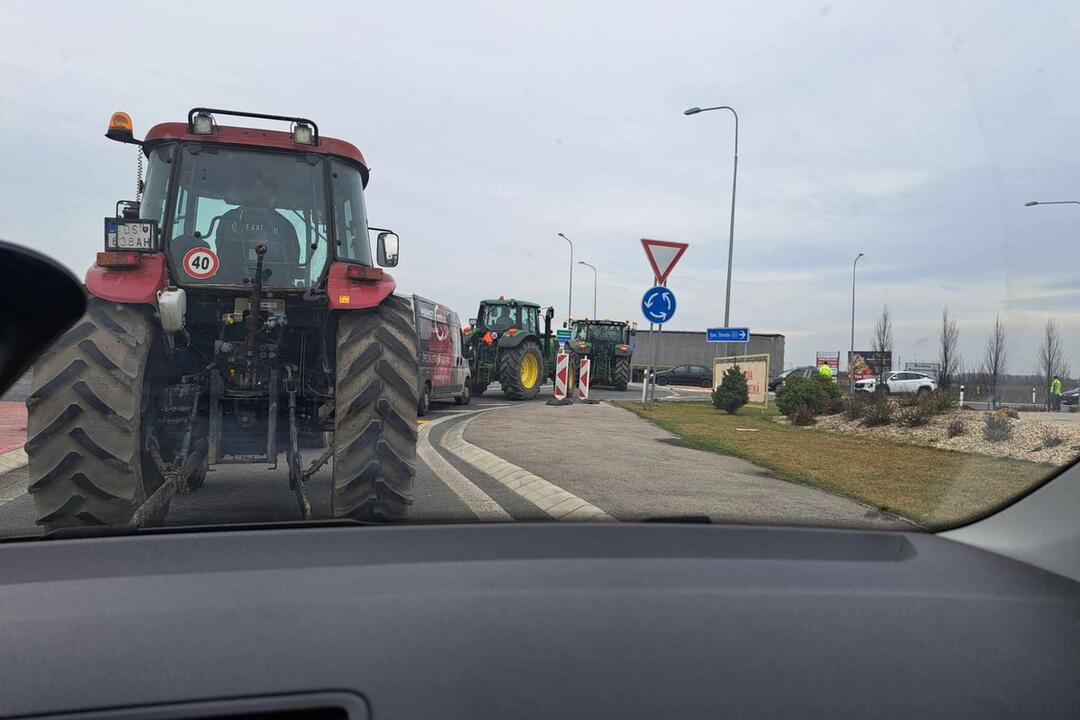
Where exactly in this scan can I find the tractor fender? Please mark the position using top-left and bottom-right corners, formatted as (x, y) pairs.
(327, 261), (397, 309)
(84, 252), (168, 304)
(496, 331), (537, 350)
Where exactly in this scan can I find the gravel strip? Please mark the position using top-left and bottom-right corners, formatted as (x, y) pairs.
(779, 406), (1079, 466)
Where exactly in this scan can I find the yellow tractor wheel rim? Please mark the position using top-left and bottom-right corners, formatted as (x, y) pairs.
(520, 353), (539, 388)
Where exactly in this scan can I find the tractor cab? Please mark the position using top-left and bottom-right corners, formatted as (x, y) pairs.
(100, 108), (398, 294)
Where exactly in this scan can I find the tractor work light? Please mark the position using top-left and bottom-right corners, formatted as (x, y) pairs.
(292, 123), (315, 145)
(96, 251), (142, 269)
(507, 328), (518, 336)
(346, 264), (383, 282)
(191, 112), (214, 134)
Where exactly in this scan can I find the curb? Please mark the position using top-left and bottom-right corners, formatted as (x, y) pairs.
(0, 447), (27, 474)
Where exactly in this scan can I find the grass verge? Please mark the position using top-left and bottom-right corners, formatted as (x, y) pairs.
(615, 401), (1051, 529)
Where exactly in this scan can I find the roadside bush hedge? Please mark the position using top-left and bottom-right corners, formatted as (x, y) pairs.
(900, 403), (934, 427)
(983, 414), (1014, 442)
(924, 390), (956, 415)
(788, 405), (817, 426)
(843, 394), (871, 421)
(946, 418), (965, 438)
(775, 376), (829, 416)
(712, 365), (749, 415)
(862, 397), (895, 427)
(1039, 427), (1064, 449)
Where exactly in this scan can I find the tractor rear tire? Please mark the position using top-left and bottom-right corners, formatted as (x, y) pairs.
(332, 295), (418, 522)
(613, 357), (631, 391)
(500, 342), (544, 400)
(26, 299), (162, 528)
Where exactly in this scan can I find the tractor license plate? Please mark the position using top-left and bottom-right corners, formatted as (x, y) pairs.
(105, 219), (157, 251)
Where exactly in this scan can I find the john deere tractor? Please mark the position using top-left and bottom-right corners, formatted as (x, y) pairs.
(566, 319), (635, 390)
(464, 298), (556, 400)
(25, 108), (418, 529)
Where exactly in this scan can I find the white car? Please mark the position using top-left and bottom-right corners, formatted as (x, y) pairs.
(854, 371), (937, 396)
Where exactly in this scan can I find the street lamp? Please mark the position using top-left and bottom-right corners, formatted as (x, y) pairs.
(578, 261), (597, 318)
(556, 233), (574, 325)
(1025, 200), (1080, 207)
(684, 104), (739, 343)
(850, 252), (864, 392)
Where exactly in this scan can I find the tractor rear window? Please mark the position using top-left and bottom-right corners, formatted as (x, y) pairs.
(167, 145), (329, 288)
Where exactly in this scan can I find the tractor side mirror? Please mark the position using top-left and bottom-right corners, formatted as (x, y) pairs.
(462, 344), (474, 359)
(376, 232), (399, 267)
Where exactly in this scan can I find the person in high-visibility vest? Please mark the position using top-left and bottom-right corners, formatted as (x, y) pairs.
(818, 363), (833, 380)
(1050, 375), (1063, 412)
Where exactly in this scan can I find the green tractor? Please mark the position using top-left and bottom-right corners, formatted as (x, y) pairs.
(566, 319), (635, 391)
(464, 298), (556, 400)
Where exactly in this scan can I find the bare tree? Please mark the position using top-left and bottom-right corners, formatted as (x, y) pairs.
(938, 307), (960, 389)
(981, 314), (1008, 409)
(871, 305), (893, 381)
(1034, 317), (1070, 410)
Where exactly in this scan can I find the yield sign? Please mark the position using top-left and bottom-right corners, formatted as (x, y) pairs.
(641, 238), (689, 284)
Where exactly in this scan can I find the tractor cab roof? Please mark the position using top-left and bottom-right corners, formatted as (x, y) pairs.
(572, 319), (628, 326)
(480, 298), (540, 308)
(138, 108), (370, 184)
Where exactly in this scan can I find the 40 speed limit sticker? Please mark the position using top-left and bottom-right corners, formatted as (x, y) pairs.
(182, 247), (219, 279)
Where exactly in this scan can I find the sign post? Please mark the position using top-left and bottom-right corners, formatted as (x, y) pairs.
(639, 239), (689, 407)
(552, 352), (570, 402)
(577, 357), (593, 402)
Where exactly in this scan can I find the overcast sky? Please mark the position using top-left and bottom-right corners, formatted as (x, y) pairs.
(2, 0), (1078, 372)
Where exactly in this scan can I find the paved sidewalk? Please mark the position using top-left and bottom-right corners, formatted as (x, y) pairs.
(465, 401), (910, 529)
(0, 402), (27, 455)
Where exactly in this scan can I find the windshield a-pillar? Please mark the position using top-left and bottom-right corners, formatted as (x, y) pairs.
(165, 144), (330, 289)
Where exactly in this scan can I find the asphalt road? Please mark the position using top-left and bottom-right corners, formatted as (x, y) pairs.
(0, 380), (907, 535)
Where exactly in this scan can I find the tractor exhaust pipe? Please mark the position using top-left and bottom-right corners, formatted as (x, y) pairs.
(245, 244), (268, 358)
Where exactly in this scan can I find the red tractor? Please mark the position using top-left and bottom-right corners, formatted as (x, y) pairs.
(25, 108), (418, 528)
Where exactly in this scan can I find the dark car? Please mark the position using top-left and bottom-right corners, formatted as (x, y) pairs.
(768, 366), (816, 391)
(653, 363), (713, 388)
(1062, 387), (1079, 407)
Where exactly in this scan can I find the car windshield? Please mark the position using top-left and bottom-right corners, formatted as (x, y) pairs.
(2, 1), (1079, 540)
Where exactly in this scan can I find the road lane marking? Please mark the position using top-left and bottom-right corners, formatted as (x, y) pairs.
(441, 418), (613, 522)
(417, 413), (511, 521)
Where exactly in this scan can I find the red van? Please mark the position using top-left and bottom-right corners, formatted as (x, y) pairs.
(413, 295), (470, 416)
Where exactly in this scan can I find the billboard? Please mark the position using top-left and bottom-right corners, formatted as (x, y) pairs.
(815, 351), (840, 381)
(714, 353), (770, 405)
(905, 361), (940, 379)
(848, 351), (892, 381)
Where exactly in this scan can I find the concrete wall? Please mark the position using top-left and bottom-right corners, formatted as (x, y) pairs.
(632, 331), (785, 377)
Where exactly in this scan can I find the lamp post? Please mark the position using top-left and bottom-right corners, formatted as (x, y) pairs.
(557, 233), (574, 325)
(578, 261), (597, 318)
(684, 105), (739, 348)
(850, 252), (864, 392)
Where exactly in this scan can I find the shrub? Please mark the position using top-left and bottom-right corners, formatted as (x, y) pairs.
(843, 394), (870, 421)
(775, 376), (828, 416)
(862, 397), (895, 427)
(900, 403), (934, 427)
(788, 405), (817, 426)
(823, 397), (845, 415)
(994, 407), (1020, 420)
(815, 375), (842, 401)
(983, 414), (1014, 442)
(1039, 427), (1064, 449)
(712, 365), (750, 415)
(946, 418), (965, 438)
(923, 390), (956, 415)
